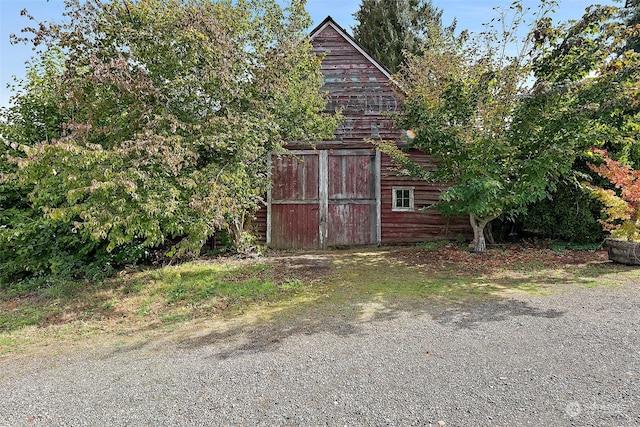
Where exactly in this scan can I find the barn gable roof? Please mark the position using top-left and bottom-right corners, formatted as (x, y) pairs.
(309, 16), (393, 81)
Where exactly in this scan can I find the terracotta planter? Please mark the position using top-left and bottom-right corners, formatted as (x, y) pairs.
(603, 238), (640, 265)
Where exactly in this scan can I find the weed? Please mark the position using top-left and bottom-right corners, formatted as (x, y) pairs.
(119, 280), (142, 295)
(281, 278), (304, 290)
(455, 234), (467, 245)
(550, 241), (602, 253)
(0, 307), (42, 330)
(41, 281), (81, 299)
(101, 299), (117, 310)
(416, 240), (450, 251)
(137, 300), (155, 317)
(166, 283), (189, 304)
(162, 312), (191, 325)
(0, 335), (19, 354)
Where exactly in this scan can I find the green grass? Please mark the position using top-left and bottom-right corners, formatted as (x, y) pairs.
(0, 304), (43, 330)
(0, 245), (636, 355)
(151, 262), (303, 306)
(415, 240), (452, 251)
(549, 241), (602, 253)
(329, 252), (538, 302)
(0, 258), (313, 353)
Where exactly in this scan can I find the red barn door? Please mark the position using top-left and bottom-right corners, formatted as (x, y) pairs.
(269, 150), (379, 249)
(269, 152), (320, 249)
(327, 151), (377, 246)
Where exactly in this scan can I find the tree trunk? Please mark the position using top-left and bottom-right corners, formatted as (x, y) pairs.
(228, 211), (247, 253)
(469, 214), (497, 254)
(484, 221), (495, 245)
(229, 220), (243, 251)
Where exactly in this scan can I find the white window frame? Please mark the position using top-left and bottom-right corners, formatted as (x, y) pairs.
(392, 186), (415, 212)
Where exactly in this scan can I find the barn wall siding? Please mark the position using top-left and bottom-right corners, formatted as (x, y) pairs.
(287, 24), (400, 150)
(380, 151), (471, 244)
(252, 207), (267, 242)
(252, 18), (472, 248)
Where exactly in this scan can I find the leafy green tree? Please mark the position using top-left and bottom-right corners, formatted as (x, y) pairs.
(378, 1), (558, 252)
(3, 0), (337, 263)
(529, 4), (640, 159)
(1, 48), (145, 286)
(521, 1), (640, 240)
(378, 2), (640, 253)
(626, 0), (640, 52)
(352, 0), (451, 73)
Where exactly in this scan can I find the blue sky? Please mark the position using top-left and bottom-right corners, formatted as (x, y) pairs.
(0, 0), (616, 107)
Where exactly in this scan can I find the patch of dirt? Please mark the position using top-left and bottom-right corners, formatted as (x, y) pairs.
(264, 252), (334, 283)
(255, 243), (610, 282)
(387, 243), (609, 274)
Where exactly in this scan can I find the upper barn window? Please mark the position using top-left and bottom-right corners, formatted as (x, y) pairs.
(392, 187), (414, 212)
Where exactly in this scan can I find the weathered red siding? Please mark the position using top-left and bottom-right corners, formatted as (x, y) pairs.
(289, 24), (400, 149)
(252, 207), (267, 242)
(328, 204), (372, 246)
(328, 153), (373, 198)
(253, 17), (472, 248)
(380, 151), (471, 244)
(326, 152), (376, 246)
(269, 153), (320, 249)
(270, 204), (320, 249)
(272, 155), (319, 201)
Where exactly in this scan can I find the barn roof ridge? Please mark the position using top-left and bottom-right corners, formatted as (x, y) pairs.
(309, 15), (393, 81)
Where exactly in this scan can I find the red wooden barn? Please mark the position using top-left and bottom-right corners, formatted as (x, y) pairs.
(255, 16), (470, 249)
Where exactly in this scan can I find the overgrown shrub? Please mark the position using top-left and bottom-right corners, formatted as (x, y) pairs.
(520, 181), (605, 243)
(1, 148), (147, 289)
(586, 148), (640, 241)
(0, 212), (148, 290)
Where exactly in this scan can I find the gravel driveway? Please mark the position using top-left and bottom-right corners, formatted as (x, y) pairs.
(1, 281), (639, 426)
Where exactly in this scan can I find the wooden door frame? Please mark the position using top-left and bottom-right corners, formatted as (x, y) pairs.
(267, 149), (381, 249)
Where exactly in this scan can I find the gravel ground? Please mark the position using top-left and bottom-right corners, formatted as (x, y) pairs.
(1, 282), (639, 426)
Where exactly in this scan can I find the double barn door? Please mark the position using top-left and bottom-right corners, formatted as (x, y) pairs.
(269, 149), (380, 249)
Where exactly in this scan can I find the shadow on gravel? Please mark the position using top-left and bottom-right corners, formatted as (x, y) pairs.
(102, 246), (619, 360)
(432, 298), (564, 329)
(180, 314), (365, 360)
(174, 296), (564, 359)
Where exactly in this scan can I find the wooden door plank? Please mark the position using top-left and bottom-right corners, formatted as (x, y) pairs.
(327, 204), (372, 246)
(319, 150), (329, 249)
(271, 204), (320, 249)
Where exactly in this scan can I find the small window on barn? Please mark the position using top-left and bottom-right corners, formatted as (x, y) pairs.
(392, 187), (414, 212)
